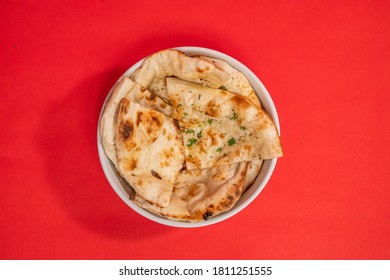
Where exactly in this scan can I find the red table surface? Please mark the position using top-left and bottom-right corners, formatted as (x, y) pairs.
(1, 0), (389, 260)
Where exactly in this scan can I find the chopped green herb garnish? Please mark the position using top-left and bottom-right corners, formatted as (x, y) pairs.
(207, 119), (213, 124)
(216, 147), (223, 152)
(240, 126), (246, 130)
(219, 86), (227, 90)
(188, 154), (192, 158)
(185, 129), (195, 134)
(177, 104), (183, 107)
(183, 112), (188, 117)
(186, 138), (197, 147)
(227, 138), (237, 146)
(197, 130), (202, 139)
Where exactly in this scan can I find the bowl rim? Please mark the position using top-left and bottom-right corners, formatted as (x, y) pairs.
(97, 46), (280, 228)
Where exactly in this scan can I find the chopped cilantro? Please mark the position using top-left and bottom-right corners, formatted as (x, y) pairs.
(197, 130), (202, 139)
(227, 138), (237, 146)
(216, 147), (223, 152)
(185, 129), (195, 134)
(183, 112), (188, 117)
(177, 104), (183, 108)
(186, 138), (197, 147)
(219, 86), (227, 90)
(207, 119), (213, 124)
(240, 126), (246, 130)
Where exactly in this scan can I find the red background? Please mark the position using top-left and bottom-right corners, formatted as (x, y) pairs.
(1, 0), (389, 260)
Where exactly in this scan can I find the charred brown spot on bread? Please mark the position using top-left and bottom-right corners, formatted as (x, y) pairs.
(173, 119), (181, 131)
(230, 95), (250, 110)
(161, 148), (173, 160)
(207, 129), (218, 146)
(119, 98), (129, 114)
(203, 211), (213, 220)
(204, 100), (221, 117)
(243, 144), (252, 153)
(146, 92), (157, 102)
(186, 155), (201, 169)
(142, 112), (164, 143)
(119, 121), (133, 140)
(136, 111), (143, 127)
(125, 158), (137, 170)
(137, 110), (163, 133)
(227, 194), (235, 202)
(196, 65), (210, 73)
(179, 161), (187, 172)
(151, 170), (162, 179)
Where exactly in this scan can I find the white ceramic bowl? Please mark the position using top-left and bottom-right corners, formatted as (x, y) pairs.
(97, 46), (280, 228)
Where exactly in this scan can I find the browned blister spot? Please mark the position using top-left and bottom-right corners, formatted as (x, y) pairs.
(161, 148), (173, 160)
(119, 121), (133, 140)
(173, 119), (181, 131)
(204, 100), (221, 117)
(186, 155), (201, 169)
(124, 158), (137, 170)
(136, 111), (143, 127)
(146, 92), (157, 102)
(243, 144), (252, 153)
(180, 161), (187, 172)
(207, 129), (219, 146)
(119, 98), (129, 115)
(230, 95), (251, 111)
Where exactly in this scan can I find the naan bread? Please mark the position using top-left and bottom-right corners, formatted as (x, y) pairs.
(100, 77), (135, 167)
(100, 49), (283, 222)
(100, 76), (172, 167)
(130, 49), (232, 100)
(244, 159), (263, 192)
(198, 55), (264, 183)
(115, 99), (185, 207)
(133, 162), (250, 222)
(167, 77), (283, 170)
(197, 55), (261, 108)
